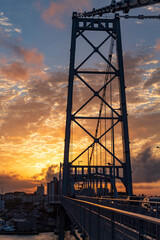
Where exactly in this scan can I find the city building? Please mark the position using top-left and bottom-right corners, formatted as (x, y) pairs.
(4, 191), (47, 204)
(36, 184), (44, 196)
(47, 177), (58, 203)
(0, 194), (5, 209)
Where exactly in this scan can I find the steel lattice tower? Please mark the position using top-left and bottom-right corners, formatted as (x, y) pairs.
(62, 13), (133, 197)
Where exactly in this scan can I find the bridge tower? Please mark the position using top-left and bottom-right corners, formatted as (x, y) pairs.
(62, 13), (133, 197)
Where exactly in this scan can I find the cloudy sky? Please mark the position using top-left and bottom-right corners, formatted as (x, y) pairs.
(0, 0), (160, 195)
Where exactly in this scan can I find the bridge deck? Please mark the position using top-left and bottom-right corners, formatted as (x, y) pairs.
(77, 196), (160, 219)
(62, 196), (160, 240)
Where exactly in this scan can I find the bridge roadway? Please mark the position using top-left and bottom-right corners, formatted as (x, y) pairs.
(76, 196), (160, 219)
(61, 196), (160, 240)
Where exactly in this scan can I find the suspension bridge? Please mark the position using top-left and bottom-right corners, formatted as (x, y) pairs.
(57, 0), (160, 239)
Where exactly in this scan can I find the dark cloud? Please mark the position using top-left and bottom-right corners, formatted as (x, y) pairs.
(132, 143), (160, 183)
(144, 67), (160, 88)
(0, 98), (51, 138)
(1, 61), (29, 81)
(0, 173), (40, 193)
(123, 52), (148, 88)
(0, 34), (44, 67)
(129, 112), (160, 139)
(0, 70), (69, 143)
(45, 164), (59, 181)
(153, 87), (160, 96)
(32, 164), (59, 182)
(28, 71), (68, 104)
(126, 90), (146, 105)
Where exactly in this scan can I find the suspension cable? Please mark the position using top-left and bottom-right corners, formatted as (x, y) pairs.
(87, 13), (160, 166)
(89, 38), (115, 165)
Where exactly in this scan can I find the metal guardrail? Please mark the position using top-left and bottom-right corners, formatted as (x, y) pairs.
(77, 196), (160, 219)
(62, 196), (160, 240)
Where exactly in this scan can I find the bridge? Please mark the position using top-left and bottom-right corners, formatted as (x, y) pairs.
(62, 196), (160, 239)
(58, 0), (160, 239)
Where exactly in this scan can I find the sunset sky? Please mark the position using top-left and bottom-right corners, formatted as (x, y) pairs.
(0, 0), (160, 195)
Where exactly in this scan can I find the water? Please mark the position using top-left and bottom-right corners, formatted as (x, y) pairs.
(0, 232), (75, 240)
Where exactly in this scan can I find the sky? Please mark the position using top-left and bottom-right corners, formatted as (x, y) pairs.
(0, 0), (160, 195)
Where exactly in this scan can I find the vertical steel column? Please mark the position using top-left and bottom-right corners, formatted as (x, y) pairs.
(62, 15), (77, 196)
(115, 14), (133, 196)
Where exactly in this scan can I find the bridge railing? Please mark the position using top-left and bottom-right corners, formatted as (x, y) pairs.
(62, 196), (160, 240)
(77, 196), (160, 218)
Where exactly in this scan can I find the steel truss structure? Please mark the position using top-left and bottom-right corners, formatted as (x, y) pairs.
(80, 0), (160, 17)
(62, 14), (133, 197)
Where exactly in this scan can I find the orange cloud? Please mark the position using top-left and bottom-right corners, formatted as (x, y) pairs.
(12, 46), (44, 66)
(41, 0), (91, 28)
(1, 62), (29, 81)
(0, 36), (44, 81)
(0, 34), (44, 67)
(155, 39), (160, 51)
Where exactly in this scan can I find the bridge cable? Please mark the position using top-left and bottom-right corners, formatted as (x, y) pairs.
(89, 38), (115, 166)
